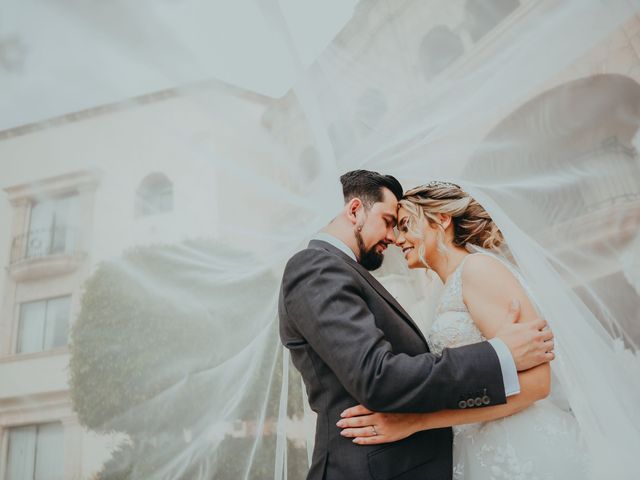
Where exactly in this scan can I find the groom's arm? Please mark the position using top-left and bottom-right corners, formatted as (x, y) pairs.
(280, 249), (506, 413)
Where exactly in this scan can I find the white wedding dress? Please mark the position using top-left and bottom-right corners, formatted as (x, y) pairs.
(427, 252), (588, 479)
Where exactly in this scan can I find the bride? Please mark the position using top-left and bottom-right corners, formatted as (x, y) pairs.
(338, 181), (588, 479)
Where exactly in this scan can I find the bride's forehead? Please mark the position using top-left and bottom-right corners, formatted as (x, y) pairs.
(396, 204), (411, 216)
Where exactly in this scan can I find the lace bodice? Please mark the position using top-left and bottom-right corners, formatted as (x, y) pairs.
(427, 254), (485, 355)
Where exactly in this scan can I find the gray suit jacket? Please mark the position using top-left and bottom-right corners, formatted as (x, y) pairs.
(279, 240), (506, 480)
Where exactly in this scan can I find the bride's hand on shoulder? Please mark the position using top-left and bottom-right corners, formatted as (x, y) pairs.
(336, 405), (423, 445)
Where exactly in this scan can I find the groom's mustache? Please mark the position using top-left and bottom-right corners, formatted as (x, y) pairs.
(373, 242), (390, 253)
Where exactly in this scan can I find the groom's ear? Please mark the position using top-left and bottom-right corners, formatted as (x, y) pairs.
(346, 198), (364, 225)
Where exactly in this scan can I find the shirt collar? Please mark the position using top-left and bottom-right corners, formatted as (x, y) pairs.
(312, 232), (357, 262)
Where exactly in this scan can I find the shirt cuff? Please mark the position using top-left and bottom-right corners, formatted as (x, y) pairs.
(488, 337), (520, 396)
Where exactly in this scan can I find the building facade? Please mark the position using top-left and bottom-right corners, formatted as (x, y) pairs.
(0, 84), (277, 478)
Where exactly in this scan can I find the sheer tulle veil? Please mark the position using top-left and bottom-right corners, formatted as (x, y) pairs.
(2, 0), (640, 479)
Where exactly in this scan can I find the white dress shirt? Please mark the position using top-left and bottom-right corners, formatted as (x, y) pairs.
(312, 232), (520, 396)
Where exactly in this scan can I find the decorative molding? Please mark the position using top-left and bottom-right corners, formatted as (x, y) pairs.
(3, 169), (101, 205)
(0, 346), (69, 365)
(0, 390), (71, 426)
(0, 77), (272, 142)
(8, 250), (87, 282)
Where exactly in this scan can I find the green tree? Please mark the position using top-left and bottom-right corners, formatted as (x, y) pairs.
(69, 240), (306, 479)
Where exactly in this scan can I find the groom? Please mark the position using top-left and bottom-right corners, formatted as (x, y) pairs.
(278, 170), (554, 480)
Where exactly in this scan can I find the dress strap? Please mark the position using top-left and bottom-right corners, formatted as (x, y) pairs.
(447, 253), (491, 307)
(449, 253), (480, 284)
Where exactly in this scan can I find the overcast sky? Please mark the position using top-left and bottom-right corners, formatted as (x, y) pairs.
(0, 0), (358, 130)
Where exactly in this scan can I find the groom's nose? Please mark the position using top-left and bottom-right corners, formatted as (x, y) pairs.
(385, 227), (396, 244)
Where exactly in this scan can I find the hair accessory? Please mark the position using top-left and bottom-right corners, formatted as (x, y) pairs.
(405, 181), (460, 195)
(422, 180), (460, 189)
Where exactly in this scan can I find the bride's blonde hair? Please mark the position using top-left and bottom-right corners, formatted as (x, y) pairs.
(399, 183), (504, 255)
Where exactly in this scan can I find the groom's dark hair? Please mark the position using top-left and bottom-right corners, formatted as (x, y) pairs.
(340, 170), (403, 208)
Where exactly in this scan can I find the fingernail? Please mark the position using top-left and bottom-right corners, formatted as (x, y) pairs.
(352, 438), (359, 443)
(340, 431), (346, 436)
(340, 412), (346, 417)
(336, 421), (344, 427)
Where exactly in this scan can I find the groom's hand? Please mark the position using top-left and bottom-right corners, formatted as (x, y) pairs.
(495, 299), (555, 371)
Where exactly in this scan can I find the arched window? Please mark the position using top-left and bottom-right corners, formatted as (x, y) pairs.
(135, 173), (173, 217)
(419, 26), (464, 81)
(465, 0), (519, 42)
(464, 74), (640, 226)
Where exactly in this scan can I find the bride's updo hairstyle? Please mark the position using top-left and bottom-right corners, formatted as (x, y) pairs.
(399, 182), (504, 251)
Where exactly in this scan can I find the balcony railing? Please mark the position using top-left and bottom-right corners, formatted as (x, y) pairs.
(10, 227), (79, 265)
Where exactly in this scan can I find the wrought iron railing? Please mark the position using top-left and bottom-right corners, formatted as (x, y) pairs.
(10, 227), (79, 265)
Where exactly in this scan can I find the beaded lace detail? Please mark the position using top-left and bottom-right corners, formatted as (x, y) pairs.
(427, 254), (485, 356)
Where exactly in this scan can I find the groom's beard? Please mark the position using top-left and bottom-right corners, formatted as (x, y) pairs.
(355, 230), (385, 271)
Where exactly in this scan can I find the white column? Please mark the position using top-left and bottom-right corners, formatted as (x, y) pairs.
(75, 184), (97, 259)
(1, 198), (31, 356)
(9, 197), (31, 264)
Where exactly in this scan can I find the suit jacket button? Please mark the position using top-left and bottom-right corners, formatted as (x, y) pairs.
(474, 397), (483, 406)
(458, 400), (467, 409)
(466, 399), (475, 408)
(482, 395), (491, 405)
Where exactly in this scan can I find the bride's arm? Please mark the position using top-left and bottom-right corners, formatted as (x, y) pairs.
(407, 365), (549, 429)
(338, 365), (548, 444)
(338, 255), (551, 444)
(461, 253), (551, 406)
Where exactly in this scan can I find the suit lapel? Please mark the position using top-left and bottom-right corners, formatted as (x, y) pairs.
(309, 240), (429, 347)
(348, 261), (429, 346)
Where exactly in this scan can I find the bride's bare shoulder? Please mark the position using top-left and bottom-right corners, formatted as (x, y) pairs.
(461, 253), (530, 308)
(461, 253), (516, 289)
(461, 253), (537, 329)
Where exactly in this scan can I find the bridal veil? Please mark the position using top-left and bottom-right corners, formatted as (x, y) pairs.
(1, 0), (639, 478)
